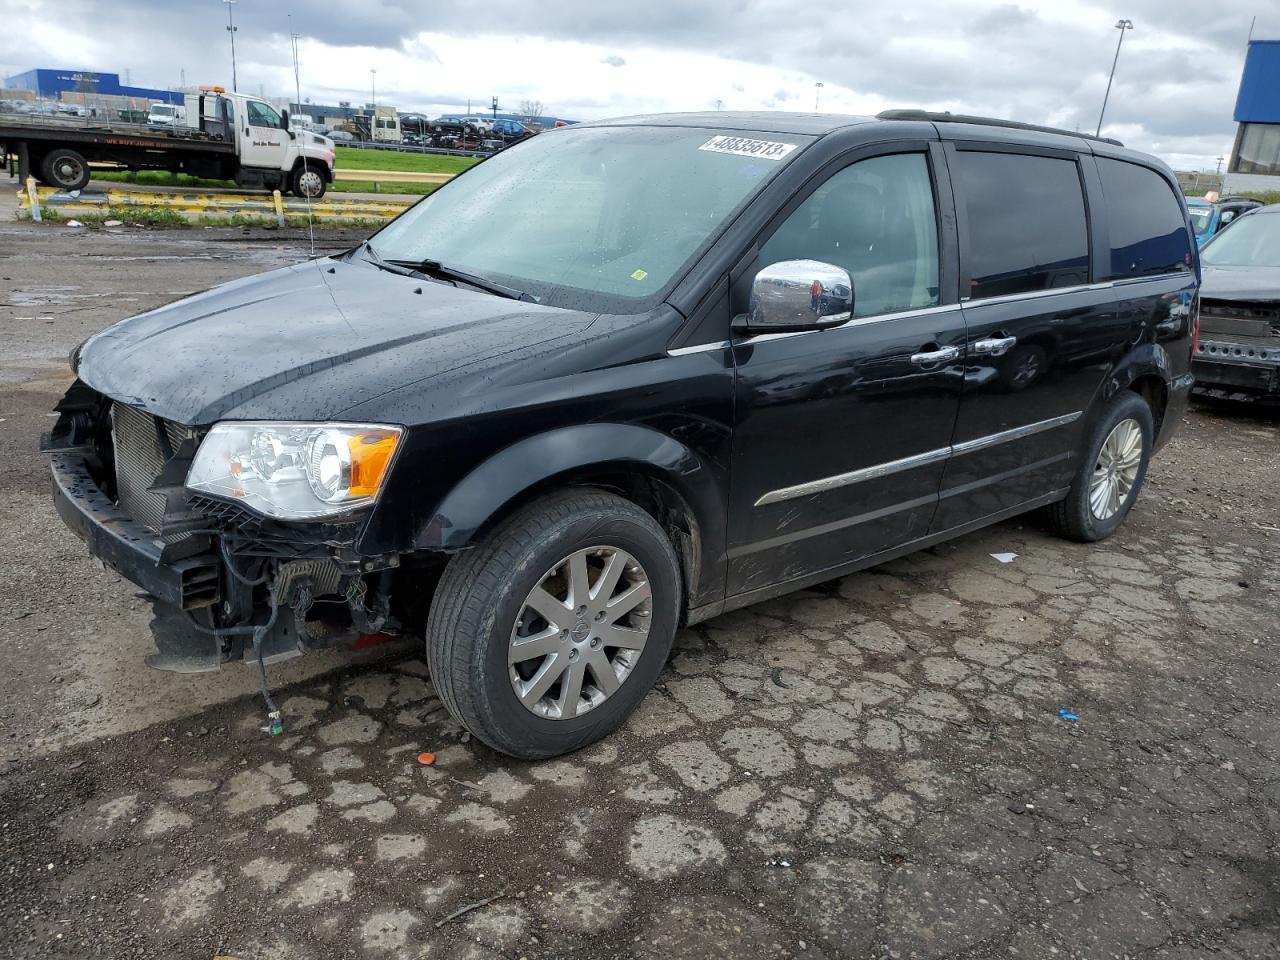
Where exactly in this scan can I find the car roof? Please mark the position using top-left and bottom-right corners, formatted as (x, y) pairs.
(574, 110), (1173, 171)
(585, 111), (877, 136)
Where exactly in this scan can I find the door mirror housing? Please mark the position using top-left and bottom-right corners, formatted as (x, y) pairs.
(739, 259), (854, 333)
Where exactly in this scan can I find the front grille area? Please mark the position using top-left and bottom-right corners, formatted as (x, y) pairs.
(109, 403), (197, 541)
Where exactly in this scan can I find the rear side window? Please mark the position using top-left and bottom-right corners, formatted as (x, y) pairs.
(953, 151), (1090, 300)
(1096, 158), (1192, 279)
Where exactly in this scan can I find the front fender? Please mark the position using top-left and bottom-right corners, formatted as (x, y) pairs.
(417, 422), (725, 560)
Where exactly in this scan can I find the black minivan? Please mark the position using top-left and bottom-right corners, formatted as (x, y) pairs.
(46, 111), (1198, 758)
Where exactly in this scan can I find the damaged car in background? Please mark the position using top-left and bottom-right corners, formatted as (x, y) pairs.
(45, 111), (1197, 759)
(1193, 203), (1280, 400)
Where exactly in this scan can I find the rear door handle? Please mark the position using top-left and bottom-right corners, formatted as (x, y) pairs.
(972, 335), (1017, 357)
(909, 345), (961, 366)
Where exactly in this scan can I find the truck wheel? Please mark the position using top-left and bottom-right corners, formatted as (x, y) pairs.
(291, 164), (327, 200)
(1045, 391), (1153, 542)
(40, 148), (90, 191)
(426, 489), (681, 759)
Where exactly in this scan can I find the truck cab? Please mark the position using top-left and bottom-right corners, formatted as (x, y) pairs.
(372, 106), (401, 144)
(194, 89), (336, 198)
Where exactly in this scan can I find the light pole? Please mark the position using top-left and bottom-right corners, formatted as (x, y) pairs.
(814, 81), (824, 111)
(1095, 18), (1133, 137)
(370, 69), (376, 142)
(223, 0), (238, 92)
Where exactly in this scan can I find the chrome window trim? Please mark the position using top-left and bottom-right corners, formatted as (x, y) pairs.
(667, 340), (732, 356)
(666, 303), (960, 356)
(738, 302), (961, 348)
(960, 281), (1112, 307)
(1111, 270), (1193, 287)
(950, 411), (1082, 456)
(753, 410), (1083, 508)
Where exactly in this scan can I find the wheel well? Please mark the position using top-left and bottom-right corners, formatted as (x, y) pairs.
(466, 470), (702, 617)
(1128, 374), (1168, 436)
(292, 157), (331, 181)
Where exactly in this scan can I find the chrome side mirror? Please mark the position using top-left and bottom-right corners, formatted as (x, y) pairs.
(743, 260), (853, 333)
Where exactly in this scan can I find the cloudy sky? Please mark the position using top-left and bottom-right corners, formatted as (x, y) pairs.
(2, 0), (1277, 169)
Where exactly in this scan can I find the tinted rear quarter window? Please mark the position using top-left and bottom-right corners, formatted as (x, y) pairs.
(1096, 157), (1193, 279)
(953, 150), (1090, 300)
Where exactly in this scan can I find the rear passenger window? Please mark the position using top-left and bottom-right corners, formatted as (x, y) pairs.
(1096, 158), (1193, 279)
(953, 151), (1090, 300)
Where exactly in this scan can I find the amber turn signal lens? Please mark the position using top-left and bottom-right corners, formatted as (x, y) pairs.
(347, 430), (400, 497)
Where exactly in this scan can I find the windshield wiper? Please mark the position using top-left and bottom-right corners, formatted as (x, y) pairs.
(391, 258), (538, 303)
(353, 239), (420, 278)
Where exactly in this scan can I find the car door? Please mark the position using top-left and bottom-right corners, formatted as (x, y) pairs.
(727, 145), (966, 597)
(239, 99), (289, 170)
(933, 143), (1128, 529)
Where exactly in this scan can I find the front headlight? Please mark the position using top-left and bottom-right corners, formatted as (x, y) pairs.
(186, 422), (403, 520)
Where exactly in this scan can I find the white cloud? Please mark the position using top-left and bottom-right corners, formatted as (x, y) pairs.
(2, 0), (1277, 169)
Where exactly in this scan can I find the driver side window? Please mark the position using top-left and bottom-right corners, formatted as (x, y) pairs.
(247, 101), (282, 129)
(759, 153), (940, 318)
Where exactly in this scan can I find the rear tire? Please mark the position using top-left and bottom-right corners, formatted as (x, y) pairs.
(1045, 391), (1154, 542)
(426, 489), (681, 759)
(40, 148), (90, 191)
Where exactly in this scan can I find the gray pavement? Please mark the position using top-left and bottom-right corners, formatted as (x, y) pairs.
(1, 216), (1278, 959)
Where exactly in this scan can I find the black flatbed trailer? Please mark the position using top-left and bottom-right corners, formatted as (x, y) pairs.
(1, 102), (238, 191)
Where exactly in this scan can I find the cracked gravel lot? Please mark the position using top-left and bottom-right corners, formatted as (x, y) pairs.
(2, 213), (1279, 959)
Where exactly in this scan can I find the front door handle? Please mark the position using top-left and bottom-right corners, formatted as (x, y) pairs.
(972, 335), (1017, 357)
(910, 345), (961, 366)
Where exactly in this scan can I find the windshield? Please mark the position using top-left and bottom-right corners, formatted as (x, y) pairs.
(1201, 213), (1280, 267)
(1187, 205), (1213, 236)
(370, 124), (812, 312)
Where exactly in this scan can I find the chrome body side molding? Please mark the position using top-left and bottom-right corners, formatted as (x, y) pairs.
(753, 411), (1083, 507)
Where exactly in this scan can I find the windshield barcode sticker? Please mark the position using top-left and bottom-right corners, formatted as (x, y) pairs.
(698, 135), (797, 160)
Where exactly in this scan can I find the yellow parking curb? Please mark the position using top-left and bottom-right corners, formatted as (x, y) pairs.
(17, 183), (410, 221)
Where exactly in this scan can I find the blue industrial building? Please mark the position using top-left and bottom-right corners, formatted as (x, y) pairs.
(3, 68), (182, 104)
(1226, 40), (1280, 190)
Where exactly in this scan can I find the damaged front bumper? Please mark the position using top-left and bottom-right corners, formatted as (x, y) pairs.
(44, 387), (404, 674)
(51, 451), (220, 609)
(1192, 340), (1280, 397)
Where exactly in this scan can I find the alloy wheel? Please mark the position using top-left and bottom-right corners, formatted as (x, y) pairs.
(509, 546), (651, 720)
(1089, 417), (1143, 520)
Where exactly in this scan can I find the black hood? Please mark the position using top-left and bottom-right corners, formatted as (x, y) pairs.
(1200, 264), (1280, 302)
(77, 257), (597, 425)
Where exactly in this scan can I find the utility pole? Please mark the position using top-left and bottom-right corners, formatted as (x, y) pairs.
(1096, 18), (1133, 137)
(370, 68), (377, 142)
(814, 81), (824, 111)
(491, 95), (499, 121)
(223, 0), (238, 92)
(1216, 156), (1224, 176)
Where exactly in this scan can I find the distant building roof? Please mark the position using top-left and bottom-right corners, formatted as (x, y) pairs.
(3, 68), (183, 104)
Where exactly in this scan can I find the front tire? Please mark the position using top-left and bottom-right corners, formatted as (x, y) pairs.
(290, 163), (327, 200)
(426, 490), (681, 759)
(1045, 391), (1154, 542)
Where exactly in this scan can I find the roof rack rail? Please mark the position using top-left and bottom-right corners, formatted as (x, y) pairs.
(876, 109), (1124, 148)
